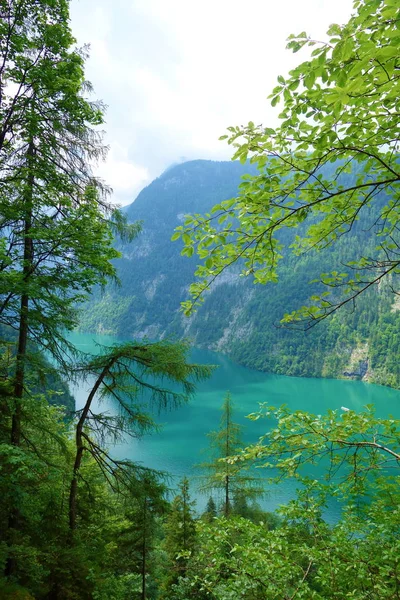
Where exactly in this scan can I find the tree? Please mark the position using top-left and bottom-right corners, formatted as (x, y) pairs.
(68, 340), (212, 533)
(243, 403), (400, 495)
(0, 0), (119, 457)
(198, 393), (263, 517)
(0, 393), (80, 598)
(176, 0), (400, 326)
(161, 477), (197, 595)
(202, 496), (217, 522)
(118, 473), (167, 600)
(0, 0), (136, 580)
(0, 0), (138, 392)
(0, 0), (139, 449)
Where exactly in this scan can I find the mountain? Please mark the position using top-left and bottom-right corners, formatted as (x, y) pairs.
(79, 160), (400, 389)
(79, 160), (258, 338)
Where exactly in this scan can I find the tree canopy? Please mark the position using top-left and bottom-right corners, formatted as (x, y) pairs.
(176, 0), (400, 326)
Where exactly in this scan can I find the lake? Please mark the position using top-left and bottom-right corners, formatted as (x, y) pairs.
(68, 331), (400, 516)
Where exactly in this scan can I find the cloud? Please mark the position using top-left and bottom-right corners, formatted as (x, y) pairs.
(70, 0), (353, 205)
(95, 143), (150, 206)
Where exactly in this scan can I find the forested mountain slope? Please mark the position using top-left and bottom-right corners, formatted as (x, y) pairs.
(80, 160), (400, 388)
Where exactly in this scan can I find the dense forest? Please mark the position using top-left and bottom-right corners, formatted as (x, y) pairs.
(1, 0), (400, 599)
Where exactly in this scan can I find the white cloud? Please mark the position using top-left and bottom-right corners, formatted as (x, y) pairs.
(70, 0), (353, 205)
(96, 143), (149, 206)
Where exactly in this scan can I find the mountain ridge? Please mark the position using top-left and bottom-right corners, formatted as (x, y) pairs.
(79, 160), (400, 389)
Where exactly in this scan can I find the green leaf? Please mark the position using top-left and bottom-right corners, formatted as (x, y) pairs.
(304, 71), (316, 89)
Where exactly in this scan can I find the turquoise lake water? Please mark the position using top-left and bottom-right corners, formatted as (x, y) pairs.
(68, 331), (400, 515)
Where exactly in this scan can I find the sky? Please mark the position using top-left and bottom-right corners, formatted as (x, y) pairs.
(69, 0), (354, 206)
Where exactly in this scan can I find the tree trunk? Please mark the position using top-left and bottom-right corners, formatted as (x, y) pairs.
(141, 496), (147, 600)
(225, 400), (231, 517)
(11, 138), (35, 443)
(11, 293), (29, 445)
(68, 360), (115, 533)
(225, 475), (230, 517)
(5, 139), (34, 578)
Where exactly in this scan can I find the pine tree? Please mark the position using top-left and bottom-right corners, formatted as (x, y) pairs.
(198, 393), (264, 517)
(202, 496), (217, 522)
(162, 477), (197, 595)
(0, 0), (140, 445)
(125, 473), (167, 600)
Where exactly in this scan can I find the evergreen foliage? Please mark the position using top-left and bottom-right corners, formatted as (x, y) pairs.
(202, 496), (217, 522)
(0, 1), (211, 597)
(161, 477), (197, 595)
(68, 341), (212, 533)
(198, 393), (263, 517)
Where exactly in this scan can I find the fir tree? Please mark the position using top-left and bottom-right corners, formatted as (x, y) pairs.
(202, 496), (217, 522)
(198, 393), (264, 517)
(161, 477), (197, 595)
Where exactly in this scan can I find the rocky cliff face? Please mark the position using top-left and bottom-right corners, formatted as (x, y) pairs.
(343, 360), (369, 379)
(343, 345), (370, 380)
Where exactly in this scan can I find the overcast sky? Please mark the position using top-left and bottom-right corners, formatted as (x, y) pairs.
(69, 0), (353, 206)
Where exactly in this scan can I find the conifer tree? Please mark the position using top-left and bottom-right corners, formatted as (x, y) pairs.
(199, 393), (263, 517)
(0, 0), (140, 447)
(161, 477), (197, 595)
(0, 0), (137, 579)
(0, 0), (129, 452)
(130, 473), (167, 600)
(202, 496), (217, 522)
(68, 341), (212, 533)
